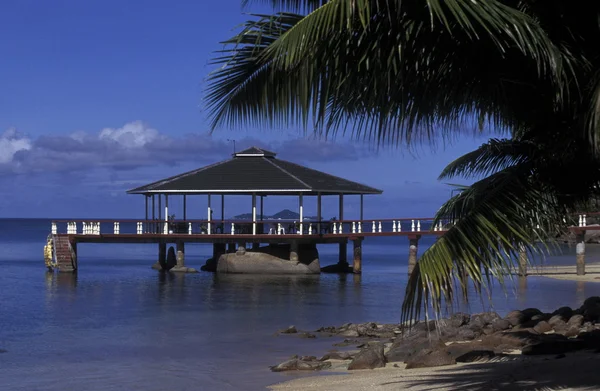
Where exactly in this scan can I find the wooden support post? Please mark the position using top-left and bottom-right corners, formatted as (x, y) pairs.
(576, 231), (586, 276)
(408, 236), (420, 275)
(176, 241), (185, 268)
(518, 245), (527, 277)
(290, 241), (299, 263)
(353, 239), (362, 274)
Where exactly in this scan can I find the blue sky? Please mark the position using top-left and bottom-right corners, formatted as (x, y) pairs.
(0, 0), (497, 219)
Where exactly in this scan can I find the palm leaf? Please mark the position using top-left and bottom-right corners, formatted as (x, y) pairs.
(439, 138), (536, 180)
(401, 164), (568, 325)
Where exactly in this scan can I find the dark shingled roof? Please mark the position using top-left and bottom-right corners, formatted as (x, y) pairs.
(127, 146), (382, 196)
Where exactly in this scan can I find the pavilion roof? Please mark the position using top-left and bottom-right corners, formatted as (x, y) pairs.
(127, 146), (382, 196)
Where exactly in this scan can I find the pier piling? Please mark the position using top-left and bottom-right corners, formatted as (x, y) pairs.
(576, 232), (586, 276)
(353, 239), (362, 274)
(408, 236), (420, 275)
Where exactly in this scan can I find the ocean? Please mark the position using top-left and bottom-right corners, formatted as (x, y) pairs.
(1, 218), (600, 390)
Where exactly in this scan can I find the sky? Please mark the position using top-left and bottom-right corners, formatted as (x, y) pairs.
(0, 0), (499, 219)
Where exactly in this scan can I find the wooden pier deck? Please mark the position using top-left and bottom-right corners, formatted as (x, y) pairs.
(45, 214), (600, 275)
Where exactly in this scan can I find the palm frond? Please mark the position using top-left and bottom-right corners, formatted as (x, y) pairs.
(401, 164), (568, 326)
(241, 0), (327, 12)
(206, 2), (572, 146)
(439, 138), (535, 180)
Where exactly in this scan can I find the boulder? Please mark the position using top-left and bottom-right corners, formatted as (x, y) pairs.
(298, 332), (316, 339)
(279, 325), (298, 334)
(319, 352), (353, 361)
(270, 358), (332, 372)
(533, 321), (553, 334)
(457, 327), (477, 341)
(568, 314), (585, 328)
(347, 344), (387, 370)
(455, 350), (496, 363)
(216, 244), (320, 274)
(552, 306), (573, 320)
(448, 313), (470, 328)
(491, 318), (512, 332)
(405, 347), (456, 369)
(386, 337), (444, 363)
(505, 310), (525, 327)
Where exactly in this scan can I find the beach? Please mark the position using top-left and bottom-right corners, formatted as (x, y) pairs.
(269, 351), (600, 390)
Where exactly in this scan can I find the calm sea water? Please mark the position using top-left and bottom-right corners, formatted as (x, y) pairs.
(1, 218), (600, 390)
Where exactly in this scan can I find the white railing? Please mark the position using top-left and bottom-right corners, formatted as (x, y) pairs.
(49, 214), (600, 237)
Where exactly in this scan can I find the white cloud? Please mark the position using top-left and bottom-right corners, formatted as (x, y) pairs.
(0, 128), (32, 164)
(99, 120), (160, 148)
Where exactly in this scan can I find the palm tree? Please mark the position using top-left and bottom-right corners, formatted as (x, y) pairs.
(205, 1), (600, 322)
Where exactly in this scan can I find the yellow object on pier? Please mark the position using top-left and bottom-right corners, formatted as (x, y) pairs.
(44, 236), (56, 270)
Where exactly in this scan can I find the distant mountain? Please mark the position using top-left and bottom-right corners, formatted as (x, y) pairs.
(234, 209), (317, 220)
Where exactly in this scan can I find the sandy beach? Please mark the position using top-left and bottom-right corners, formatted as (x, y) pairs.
(270, 351), (600, 390)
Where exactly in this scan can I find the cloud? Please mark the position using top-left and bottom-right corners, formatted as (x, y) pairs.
(0, 121), (374, 176)
(0, 128), (32, 164)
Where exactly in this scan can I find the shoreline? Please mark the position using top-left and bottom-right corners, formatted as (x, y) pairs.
(266, 290), (600, 391)
(268, 351), (600, 390)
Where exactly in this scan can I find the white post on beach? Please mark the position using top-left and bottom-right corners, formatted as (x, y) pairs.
(333, 222), (338, 235)
(372, 221), (376, 233)
(417, 220), (421, 231)
(188, 222), (192, 235)
(393, 221), (397, 233)
(411, 219), (415, 232)
(309, 224), (313, 235)
(51, 222), (57, 235)
(352, 222), (356, 233)
(231, 222), (235, 235)
(378, 221), (382, 233)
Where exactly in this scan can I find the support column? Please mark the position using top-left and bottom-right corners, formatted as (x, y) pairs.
(252, 193), (257, 235)
(152, 195), (156, 233)
(145, 196), (149, 221)
(317, 192), (322, 234)
(577, 231), (586, 276)
(299, 194), (303, 234)
(408, 236), (420, 275)
(518, 245), (527, 277)
(338, 194), (345, 263)
(183, 195), (187, 221)
(208, 194), (212, 234)
(260, 196), (264, 220)
(158, 195), (162, 220)
(290, 241), (299, 263)
(360, 194), (364, 221)
(353, 239), (362, 274)
(221, 194), (225, 221)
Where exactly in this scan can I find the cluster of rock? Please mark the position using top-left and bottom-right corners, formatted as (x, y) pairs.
(270, 296), (600, 372)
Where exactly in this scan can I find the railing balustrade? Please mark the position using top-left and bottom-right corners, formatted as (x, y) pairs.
(50, 214), (600, 237)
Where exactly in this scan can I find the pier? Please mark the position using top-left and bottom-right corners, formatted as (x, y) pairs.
(43, 147), (600, 275)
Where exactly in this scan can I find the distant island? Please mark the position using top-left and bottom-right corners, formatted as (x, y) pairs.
(233, 209), (318, 220)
